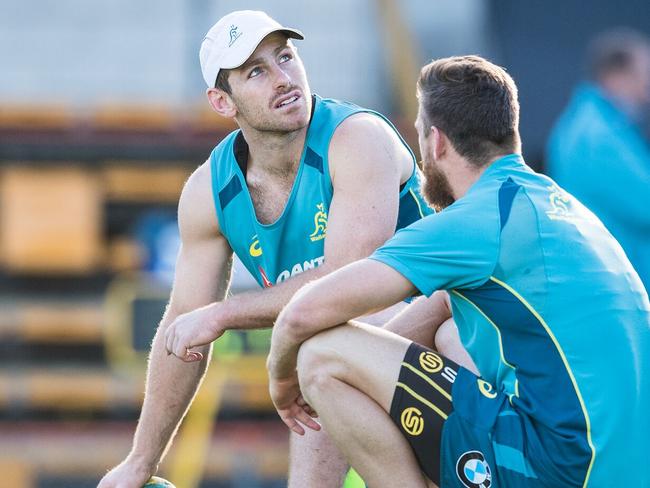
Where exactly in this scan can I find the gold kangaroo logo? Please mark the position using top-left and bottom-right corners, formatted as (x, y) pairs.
(309, 203), (328, 242)
(401, 407), (424, 436)
(546, 184), (573, 221)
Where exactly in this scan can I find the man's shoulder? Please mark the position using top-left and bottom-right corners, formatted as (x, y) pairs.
(180, 161), (212, 207)
(312, 94), (392, 139)
(327, 112), (413, 184)
(178, 159), (218, 235)
(331, 111), (391, 141)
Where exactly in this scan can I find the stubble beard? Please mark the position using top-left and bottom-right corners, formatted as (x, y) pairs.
(233, 88), (310, 135)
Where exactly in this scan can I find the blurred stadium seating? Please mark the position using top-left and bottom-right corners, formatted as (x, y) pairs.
(0, 104), (287, 487)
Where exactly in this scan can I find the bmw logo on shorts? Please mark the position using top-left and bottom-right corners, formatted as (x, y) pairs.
(456, 450), (492, 488)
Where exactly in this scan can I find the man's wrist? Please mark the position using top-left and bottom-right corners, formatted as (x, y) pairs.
(209, 299), (233, 333)
(125, 451), (159, 474)
(266, 352), (281, 379)
(267, 347), (298, 380)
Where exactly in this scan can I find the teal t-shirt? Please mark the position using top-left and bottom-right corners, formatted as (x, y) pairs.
(210, 94), (431, 288)
(371, 154), (650, 486)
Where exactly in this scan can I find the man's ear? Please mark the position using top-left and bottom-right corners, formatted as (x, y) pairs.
(206, 88), (237, 118)
(431, 126), (448, 161)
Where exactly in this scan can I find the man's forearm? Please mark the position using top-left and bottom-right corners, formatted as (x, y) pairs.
(382, 291), (452, 347)
(267, 259), (418, 380)
(267, 279), (336, 380)
(267, 330), (301, 380)
(129, 316), (211, 468)
(269, 291), (452, 379)
(218, 265), (332, 331)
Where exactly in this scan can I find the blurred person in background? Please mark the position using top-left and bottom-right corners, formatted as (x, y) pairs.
(547, 28), (650, 293)
(98, 9), (474, 488)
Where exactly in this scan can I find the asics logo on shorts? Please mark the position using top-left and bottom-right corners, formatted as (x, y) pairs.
(400, 407), (424, 436)
(477, 379), (498, 399)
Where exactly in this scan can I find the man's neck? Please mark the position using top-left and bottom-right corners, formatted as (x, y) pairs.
(239, 124), (308, 175)
(449, 165), (484, 201)
(449, 153), (513, 200)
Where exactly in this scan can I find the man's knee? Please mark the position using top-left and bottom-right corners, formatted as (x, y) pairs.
(297, 328), (348, 403)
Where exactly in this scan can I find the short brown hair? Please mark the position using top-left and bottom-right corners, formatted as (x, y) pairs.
(215, 69), (232, 94)
(417, 55), (520, 166)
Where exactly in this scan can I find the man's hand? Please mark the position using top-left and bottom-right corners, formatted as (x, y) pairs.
(97, 457), (156, 488)
(269, 373), (321, 435)
(164, 303), (224, 361)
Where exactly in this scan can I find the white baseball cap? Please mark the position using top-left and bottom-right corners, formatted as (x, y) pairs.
(199, 10), (304, 87)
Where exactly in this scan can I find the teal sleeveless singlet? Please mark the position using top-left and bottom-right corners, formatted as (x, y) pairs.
(210, 94), (431, 288)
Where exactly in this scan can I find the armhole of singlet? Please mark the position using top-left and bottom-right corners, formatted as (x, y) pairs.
(209, 148), (228, 237)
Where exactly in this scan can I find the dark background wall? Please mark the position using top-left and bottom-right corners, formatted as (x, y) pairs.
(489, 0), (650, 170)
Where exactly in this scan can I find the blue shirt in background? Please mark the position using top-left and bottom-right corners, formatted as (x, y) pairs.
(547, 82), (650, 294)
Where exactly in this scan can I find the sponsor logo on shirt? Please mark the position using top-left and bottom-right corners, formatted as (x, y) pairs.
(249, 234), (262, 257)
(258, 266), (273, 288)
(276, 256), (325, 283)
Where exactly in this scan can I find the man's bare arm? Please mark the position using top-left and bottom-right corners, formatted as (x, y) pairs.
(98, 163), (233, 487)
(382, 291), (452, 347)
(166, 114), (414, 358)
(268, 258), (415, 379)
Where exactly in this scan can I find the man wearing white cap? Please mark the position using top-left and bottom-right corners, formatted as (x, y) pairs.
(98, 10), (469, 487)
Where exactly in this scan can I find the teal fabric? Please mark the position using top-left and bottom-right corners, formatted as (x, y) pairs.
(210, 94), (431, 288)
(491, 442), (538, 478)
(547, 83), (650, 293)
(371, 154), (650, 486)
(440, 369), (549, 488)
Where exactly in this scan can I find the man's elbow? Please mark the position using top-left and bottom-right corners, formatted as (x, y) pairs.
(276, 300), (321, 344)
